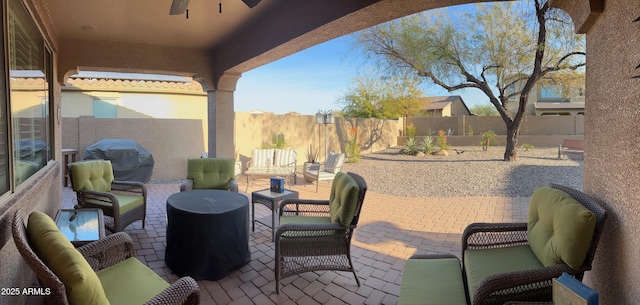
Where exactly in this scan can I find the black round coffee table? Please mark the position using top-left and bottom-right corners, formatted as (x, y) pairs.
(165, 190), (250, 280)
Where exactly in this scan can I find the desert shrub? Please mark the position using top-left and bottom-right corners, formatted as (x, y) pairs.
(406, 124), (417, 137)
(436, 130), (449, 151)
(403, 137), (420, 155)
(480, 130), (497, 151)
(345, 127), (362, 163)
(421, 135), (436, 154)
(262, 133), (288, 149)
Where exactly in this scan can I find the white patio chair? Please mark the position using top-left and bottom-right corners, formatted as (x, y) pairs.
(304, 152), (345, 192)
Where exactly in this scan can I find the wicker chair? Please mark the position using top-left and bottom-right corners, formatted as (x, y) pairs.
(274, 172), (367, 293)
(69, 160), (147, 232)
(180, 158), (238, 192)
(303, 152), (345, 192)
(12, 211), (200, 305)
(461, 184), (608, 305)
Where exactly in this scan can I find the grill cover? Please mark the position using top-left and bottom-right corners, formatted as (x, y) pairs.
(83, 139), (154, 183)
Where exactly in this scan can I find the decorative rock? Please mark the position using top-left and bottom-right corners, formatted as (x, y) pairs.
(434, 150), (449, 156)
(416, 152), (425, 157)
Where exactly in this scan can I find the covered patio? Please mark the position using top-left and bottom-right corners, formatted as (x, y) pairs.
(61, 179), (529, 304)
(1, 0), (638, 304)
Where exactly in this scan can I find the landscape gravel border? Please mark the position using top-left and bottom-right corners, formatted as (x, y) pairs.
(341, 146), (583, 198)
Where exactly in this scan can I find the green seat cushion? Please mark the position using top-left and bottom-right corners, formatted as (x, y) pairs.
(280, 216), (334, 238)
(328, 172), (360, 226)
(280, 215), (332, 225)
(27, 212), (109, 305)
(527, 187), (596, 269)
(114, 193), (144, 214)
(97, 257), (170, 305)
(70, 160), (114, 192)
(464, 245), (544, 302)
(187, 158), (235, 190)
(399, 257), (467, 305)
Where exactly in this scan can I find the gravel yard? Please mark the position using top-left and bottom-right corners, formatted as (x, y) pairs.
(341, 146), (583, 198)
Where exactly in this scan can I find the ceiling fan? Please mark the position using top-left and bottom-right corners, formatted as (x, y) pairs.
(170, 0), (261, 15)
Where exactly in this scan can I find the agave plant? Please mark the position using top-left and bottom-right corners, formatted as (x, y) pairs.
(403, 137), (420, 156)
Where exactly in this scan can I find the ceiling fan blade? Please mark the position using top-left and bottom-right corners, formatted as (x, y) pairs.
(169, 0), (190, 15)
(242, 0), (261, 8)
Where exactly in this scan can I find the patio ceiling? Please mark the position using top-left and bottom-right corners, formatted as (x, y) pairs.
(45, 0), (497, 83)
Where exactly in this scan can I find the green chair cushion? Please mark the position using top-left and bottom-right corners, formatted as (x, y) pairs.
(527, 187), (596, 269)
(115, 193), (145, 214)
(399, 257), (467, 305)
(328, 172), (360, 226)
(280, 215), (332, 225)
(187, 158), (235, 190)
(97, 257), (170, 305)
(70, 160), (114, 192)
(27, 212), (109, 305)
(464, 245), (544, 302)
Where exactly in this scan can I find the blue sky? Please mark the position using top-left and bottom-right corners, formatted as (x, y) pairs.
(234, 11), (491, 115)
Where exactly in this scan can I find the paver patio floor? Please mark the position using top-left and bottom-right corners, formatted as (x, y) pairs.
(62, 176), (530, 305)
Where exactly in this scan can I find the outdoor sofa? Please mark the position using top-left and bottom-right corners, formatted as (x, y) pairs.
(245, 148), (297, 186)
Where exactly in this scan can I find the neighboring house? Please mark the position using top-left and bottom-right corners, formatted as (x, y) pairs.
(417, 96), (472, 117)
(62, 71), (207, 119)
(506, 74), (586, 116)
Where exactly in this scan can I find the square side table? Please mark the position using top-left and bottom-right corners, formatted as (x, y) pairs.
(251, 188), (299, 241)
(54, 208), (105, 247)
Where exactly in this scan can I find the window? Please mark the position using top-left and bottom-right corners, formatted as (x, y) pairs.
(540, 85), (564, 100)
(93, 97), (117, 118)
(6, 0), (53, 189)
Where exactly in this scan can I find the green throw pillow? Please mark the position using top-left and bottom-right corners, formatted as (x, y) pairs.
(328, 172), (360, 226)
(527, 187), (596, 269)
(27, 212), (109, 305)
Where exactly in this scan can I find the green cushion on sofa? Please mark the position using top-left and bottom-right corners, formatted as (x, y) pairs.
(97, 257), (170, 305)
(187, 158), (235, 190)
(27, 212), (109, 305)
(464, 245), (544, 302)
(527, 187), (596, 269)
(399, 257), (467, 305)
(328, 172), (360, 226)
(70, 160), (114, 192)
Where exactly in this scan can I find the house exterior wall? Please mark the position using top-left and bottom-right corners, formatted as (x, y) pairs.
(0, 2), (63, 298)
(442, 104), (452, 116)
(451, 100), (470, 116)
(561, 0), (640, 303)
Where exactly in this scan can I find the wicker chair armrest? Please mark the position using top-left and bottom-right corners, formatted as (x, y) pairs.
(112, 180), (147, 197)
(278, 199), (331, 216)
(77, 189), (119, 203)
(229, 179), (238, 192)
(180, 179), (194, 192)
(76, 232), (136, 271)
(144, 276), (200, 305)
(472, 264), (572, 305)
(275, 223), (351, 239)
(462, 222), (528, 251)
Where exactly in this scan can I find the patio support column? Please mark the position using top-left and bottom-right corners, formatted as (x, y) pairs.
(551, 0), (640, 304)
(206, 72), (241, 158)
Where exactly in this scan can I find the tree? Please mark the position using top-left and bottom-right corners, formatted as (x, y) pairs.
(339, 70), (424, 119)
(470, 104), (499, 116)
(357, 1), (585, 161)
